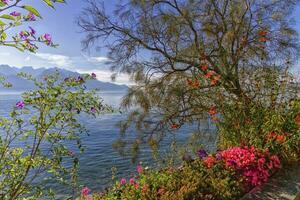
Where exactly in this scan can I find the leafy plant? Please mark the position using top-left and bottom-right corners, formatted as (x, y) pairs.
(0, 73), (109, 199)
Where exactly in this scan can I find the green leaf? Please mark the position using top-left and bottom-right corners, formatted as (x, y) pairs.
(21, 6), (42, 18)
(0, 20), (6, 27)
(0, 14), (16, 20)
(43, 0), (54, 8)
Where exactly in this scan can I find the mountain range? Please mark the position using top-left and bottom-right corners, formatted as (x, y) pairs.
(0, 65), (128, 91)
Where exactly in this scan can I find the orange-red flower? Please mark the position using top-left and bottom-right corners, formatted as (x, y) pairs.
(266, 132), (276, 140)
(171, 123), (180, 129)
(259, 37), (268, 43)
(295, 116), (300, 125)
(211, 79), (218, 86)
(276, 135), (286, 144)
(259, 30), (268, 37)
(208, 106), (217, 115)
(205, 70), (215, 79)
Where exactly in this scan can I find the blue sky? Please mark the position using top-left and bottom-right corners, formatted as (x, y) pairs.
(0, 0), (300, 84)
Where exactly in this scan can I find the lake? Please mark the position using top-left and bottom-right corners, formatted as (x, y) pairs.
(0, 91), (217, 197)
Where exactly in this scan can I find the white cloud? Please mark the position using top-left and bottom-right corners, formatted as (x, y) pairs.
(87, 56), (109, 63)
(34, 53), (72, 67)
(77, 69), (132, 85)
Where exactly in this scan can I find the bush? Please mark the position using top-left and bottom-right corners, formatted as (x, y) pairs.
(80, 146), (281, 200)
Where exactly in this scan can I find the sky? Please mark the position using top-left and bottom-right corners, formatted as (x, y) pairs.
(0, 0), (300, 84)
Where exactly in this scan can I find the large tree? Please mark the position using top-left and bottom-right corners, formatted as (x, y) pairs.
(78, 0), (299, 151)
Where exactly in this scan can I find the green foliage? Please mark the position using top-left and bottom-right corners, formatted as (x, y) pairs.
(217, 68), (300, 162)
(0, 73), (108, 199)
(0, 0), (65, 52)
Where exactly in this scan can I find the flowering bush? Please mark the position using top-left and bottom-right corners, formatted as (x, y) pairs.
(0, 73), (109, 199)
(79, 146), (281, 200)
(0, 0), (65, 52)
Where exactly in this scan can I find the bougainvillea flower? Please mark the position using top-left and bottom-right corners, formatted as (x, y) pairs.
(295, 116), (300, 121)
(135, 183), (140, 189)
(204, 155), (215, 168)
(16, 101), (25, 109)
(80, 186), (91, 196)
(10, 11), (21, 16)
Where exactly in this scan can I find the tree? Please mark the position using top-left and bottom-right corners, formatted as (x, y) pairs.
(78, 0), (300, 153)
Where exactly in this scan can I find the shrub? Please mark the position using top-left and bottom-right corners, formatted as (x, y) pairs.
(80, 146), (280, 200)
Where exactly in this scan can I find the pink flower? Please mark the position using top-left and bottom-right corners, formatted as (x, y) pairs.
(142, 184), (149, 193)
(120, 178), (126, 185)
(98, 192), (104, 197)
(80, 186), (91, 197)
(43, 33), (53, 45)
(16, 101), (25, 109)
(129, 178), (135, 185)
(204, 155), (215, 168)
(137, 165), (143, 174)
(134, 183), (140, 189)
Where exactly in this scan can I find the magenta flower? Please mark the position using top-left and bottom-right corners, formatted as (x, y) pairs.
(129, 178), (135, 185)
(120, 178), (126, 185)
(137, 165), (143, 174)
(29, 26), (36, 36)
(90, 107), (97, 113)
(91, 73), (97, 79)
(43, 33), (52, 45)
(19, 31), (28, 40)
(10, 11), (21, 16)
(80, 186), (91, 196)
(16, 101), (25, 109)
(27, 12), (36, 21)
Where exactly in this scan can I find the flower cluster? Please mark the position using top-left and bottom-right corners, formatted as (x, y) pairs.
(220, 146), (281, 188)
(187, 79), (200, 89)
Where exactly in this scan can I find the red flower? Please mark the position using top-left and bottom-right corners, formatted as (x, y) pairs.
(171, 123), (180, 129)
(201, 64), (208, 71)
(259, 30), (268, 37)
(259, 37), (268, 43)
(295, 116), (300, 125)
(205, 71), (215, 79)
(208, 106), (217, 115)
(276, 135), (285, 143)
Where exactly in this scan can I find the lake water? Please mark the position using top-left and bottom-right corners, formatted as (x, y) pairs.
(0, 91), (217, 197)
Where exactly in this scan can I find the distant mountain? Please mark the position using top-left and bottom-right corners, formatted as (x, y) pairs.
(0, 65), (128, 92)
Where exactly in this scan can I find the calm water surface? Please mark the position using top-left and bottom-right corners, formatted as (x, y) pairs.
(0, 91), (217, 196)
